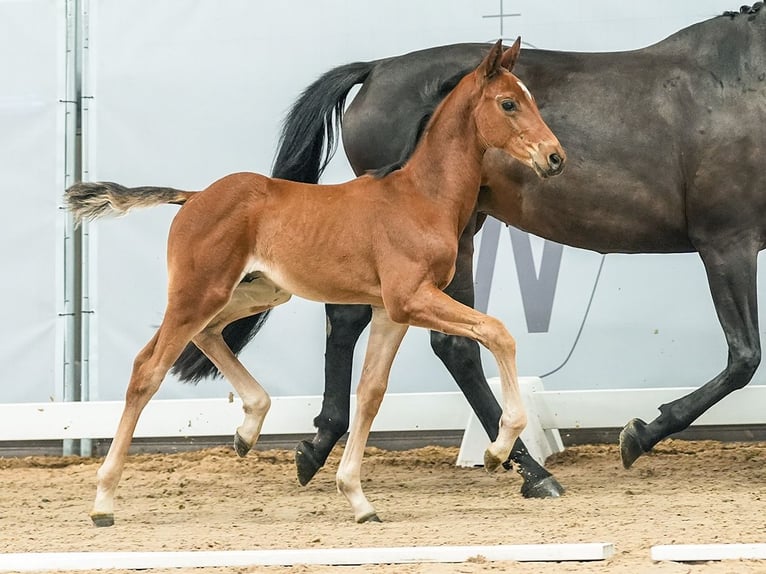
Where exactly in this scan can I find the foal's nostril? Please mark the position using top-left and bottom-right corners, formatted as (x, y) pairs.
(549, 153), (563, 170)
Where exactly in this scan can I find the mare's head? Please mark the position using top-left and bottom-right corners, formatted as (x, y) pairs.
(472, 39), (565, 178)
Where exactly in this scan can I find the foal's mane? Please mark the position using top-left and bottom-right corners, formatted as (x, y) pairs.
(370, 66), (474, 179)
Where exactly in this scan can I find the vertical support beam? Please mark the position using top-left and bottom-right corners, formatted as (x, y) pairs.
(77, 0), (94, 457)
(62, 0), (92, 457)
(61, 0), (79, 457)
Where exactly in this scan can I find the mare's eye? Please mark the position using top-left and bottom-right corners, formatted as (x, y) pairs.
(501, 99), (517, 112)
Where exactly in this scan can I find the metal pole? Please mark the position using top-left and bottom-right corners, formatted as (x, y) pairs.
(62, 0), (79, 457)
(63, 0), (94, 457)
(77, 0), (94, 458)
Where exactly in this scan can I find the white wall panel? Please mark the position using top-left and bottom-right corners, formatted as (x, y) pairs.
(0, 0), (66, 402)
(83, 0), (754, 407)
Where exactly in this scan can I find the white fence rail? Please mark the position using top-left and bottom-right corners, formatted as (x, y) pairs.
(0, 391), (468, 442)
(3, 378), (764, 461)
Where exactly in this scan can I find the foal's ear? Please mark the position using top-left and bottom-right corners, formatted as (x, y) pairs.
(478, 39), (505, 81)
(501, 37), (522, 72)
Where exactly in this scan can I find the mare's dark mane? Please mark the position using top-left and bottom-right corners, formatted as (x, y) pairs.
(370, 67), (473, 178)
(722, 2), (763, 18)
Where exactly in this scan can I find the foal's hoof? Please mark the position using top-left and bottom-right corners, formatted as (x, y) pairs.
(295, 440), (322, 486)
(620, 418), (649, 469)
(357, 512), (382, 523)
(483, 449), (503, 473)
(233, 431), (252, 458)
(521, 475), (565, 499)
(90, 512), (115, 527)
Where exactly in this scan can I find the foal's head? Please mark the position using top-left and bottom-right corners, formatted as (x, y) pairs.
(472, 39), (565, 178)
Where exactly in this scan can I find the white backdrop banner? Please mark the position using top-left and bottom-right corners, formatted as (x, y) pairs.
(82, 0), (758, 405)
(0, 0), (66, 402)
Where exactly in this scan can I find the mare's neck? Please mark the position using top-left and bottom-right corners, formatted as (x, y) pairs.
(399, 80), (485, 233)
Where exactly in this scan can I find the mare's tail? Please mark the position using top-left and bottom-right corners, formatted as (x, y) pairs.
(66, 181), (193, 225)
(271, 60), (375, 181)
(172, 59), (376, 383)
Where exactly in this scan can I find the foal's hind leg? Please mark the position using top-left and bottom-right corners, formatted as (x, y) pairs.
(194, 277), (291, 456)
(193, 331), (271, 456)
(335, 306), (408, 522)
(90, 292), (232, 526)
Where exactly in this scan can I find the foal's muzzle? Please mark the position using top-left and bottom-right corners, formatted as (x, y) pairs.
(547, 153), (565, 176)
(533, 147), (566, 178)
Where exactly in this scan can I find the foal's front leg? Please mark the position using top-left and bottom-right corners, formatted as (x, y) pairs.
(335, 306), (408, 523)
(433, 221), (563, 497)
(389, 284), (526, 471)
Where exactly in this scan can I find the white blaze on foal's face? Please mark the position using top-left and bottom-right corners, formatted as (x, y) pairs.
(516, 79), (533, 102)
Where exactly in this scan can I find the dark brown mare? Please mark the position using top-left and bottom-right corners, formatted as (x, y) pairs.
(66, 40), (565, 525)
(171, 5), (766, 494)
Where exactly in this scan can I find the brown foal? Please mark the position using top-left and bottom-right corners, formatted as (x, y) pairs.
(66, 39), (565, 525)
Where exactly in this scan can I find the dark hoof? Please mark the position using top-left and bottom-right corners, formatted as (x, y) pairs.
(357, 512), (382, 523)
(295, 440), (323, 486)
(521, 475), (565, 499)
(233, 431), (252, 458)
(620, 418), (649, 469)
(90, 512), (115, 527)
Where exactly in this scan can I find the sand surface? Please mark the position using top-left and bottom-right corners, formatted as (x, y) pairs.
(1, 440), (765, 573)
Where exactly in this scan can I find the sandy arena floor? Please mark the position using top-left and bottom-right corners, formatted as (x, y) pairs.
(0, 440), (765, 573)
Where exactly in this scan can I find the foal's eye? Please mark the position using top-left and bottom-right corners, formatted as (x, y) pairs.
(501, 99), (517, 112)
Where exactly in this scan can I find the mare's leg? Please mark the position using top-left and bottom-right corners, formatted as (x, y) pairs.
(620, 241), (761, 467)
(431, 218), (563, 498)
(91, 289), (233, 526)
(335, 306), (408, 522)
(390, 284), (526, 472)
(295, 304), (372, 485)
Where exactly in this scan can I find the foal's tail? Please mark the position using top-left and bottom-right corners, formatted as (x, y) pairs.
(271, 60), (375, 182)
(169, 60), (377, 384)
(66, 180), (273, 385)
(66, 181), (193, 225)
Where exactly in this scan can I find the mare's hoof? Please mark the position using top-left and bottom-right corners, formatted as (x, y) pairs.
(483, 449), (503, 473)
(233, 431), (252, 458)
(295, 440), (322, 486)
(620, 418), (649, 469)
(521, 475), (565, 499)
(357, 512), (382, 523)
(90, 512), (115, 527)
